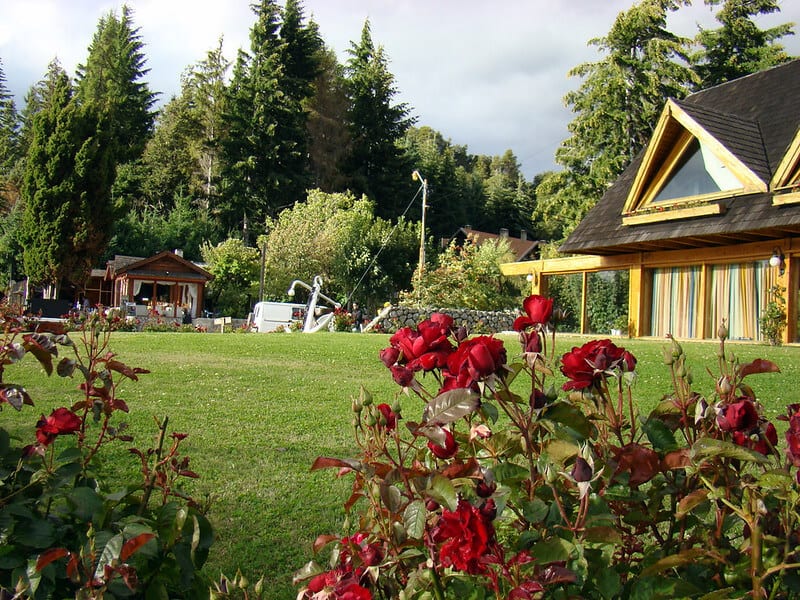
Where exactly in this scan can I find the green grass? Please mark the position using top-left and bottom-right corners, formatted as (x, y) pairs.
(3, 330), (800, 599)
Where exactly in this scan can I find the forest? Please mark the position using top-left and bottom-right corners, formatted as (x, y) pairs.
(0, 0), (795, 317)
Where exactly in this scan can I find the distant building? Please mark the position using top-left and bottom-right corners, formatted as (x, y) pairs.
(448, 226), (543, 262)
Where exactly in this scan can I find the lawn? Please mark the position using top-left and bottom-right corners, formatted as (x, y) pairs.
(3, 329), (800, 599)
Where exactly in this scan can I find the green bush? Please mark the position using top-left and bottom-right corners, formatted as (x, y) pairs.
(0, 308), (213, 598)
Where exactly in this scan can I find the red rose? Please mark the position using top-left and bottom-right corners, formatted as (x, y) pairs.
(387, 315), (454, 372)
(717, 398), (760, 433)
(390, 365), (415, 388)
(513, 295), (553, 331)
(336, 582), (372, 600)
(446, 335), (506, 384)
(432, 499), (495, 574)
(36, 407), (82, 445)
(519, 330), (542, 354)
(379, 346), (400, 367)
(376, 403), (397, 431)
(427, 427), (458, 459)
(779, 405), (800, 466)
(560, 339), (634, 391)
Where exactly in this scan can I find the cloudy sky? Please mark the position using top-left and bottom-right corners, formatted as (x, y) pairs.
(1, 0), (799, 178)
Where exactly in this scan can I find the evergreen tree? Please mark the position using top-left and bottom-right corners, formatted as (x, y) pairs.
(0, 59), (19, 184)
(17, 60), (68, 164)
(182, 38), (230, 210)
(401, 127), (475, 239)
(693, 0), (795, 87)
(344, 19), (416, 220)
(76, 4), (157, 166)
(534, 0), (696, 240)
(19, 72), (114, 295)
(221, 0), (313, 233)
(306, 48), (351, 192)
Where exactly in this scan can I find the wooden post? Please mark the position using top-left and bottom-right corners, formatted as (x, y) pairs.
(781, 255), (793, 344)
(580, 272), (589, 335)
(628, 264), (643, 338)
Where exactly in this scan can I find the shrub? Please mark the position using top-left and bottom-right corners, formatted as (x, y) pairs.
(0, 308), (213, 598)
(296, 295), (799, 599)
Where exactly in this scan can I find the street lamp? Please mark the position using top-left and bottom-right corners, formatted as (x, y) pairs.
(412, 170), (428, 287)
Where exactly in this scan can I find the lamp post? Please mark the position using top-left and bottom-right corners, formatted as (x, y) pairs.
(412, 170), (428, 290)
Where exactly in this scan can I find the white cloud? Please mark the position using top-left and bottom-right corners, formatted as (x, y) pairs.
(1, 0), (799, 178)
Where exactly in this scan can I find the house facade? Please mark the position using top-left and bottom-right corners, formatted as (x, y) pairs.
(502, 60), (800, 343)
(103, 250), (213, 319)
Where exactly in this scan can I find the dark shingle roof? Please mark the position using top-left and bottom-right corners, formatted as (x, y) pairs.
(560, 60), (800, 255)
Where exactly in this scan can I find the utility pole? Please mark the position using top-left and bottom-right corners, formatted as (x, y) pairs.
(412, 170), (428, 292)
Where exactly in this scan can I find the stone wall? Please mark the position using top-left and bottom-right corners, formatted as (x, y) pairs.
(366, 305), (520, 334)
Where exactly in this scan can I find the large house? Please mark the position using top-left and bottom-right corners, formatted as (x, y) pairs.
(502, 59), (800, 342)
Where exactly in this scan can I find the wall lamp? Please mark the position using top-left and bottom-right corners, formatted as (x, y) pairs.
(769, 247), (786, 276)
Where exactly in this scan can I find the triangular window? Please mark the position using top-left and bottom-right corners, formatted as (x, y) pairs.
(623, 100), (766, 225)
(772, 128), (800, 205)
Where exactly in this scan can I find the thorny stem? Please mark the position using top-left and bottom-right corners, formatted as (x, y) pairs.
(138, 416), (169, 516)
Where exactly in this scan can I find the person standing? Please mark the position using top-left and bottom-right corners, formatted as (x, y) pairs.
(352, 302), (364, 332)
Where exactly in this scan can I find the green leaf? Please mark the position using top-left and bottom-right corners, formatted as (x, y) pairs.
(691, 438), (769, 465)
(542, 438), (580, 465)
(595, 565), (622, 600)
(542, 402), (592, 439)
(68, 487), (104, 522)
(584, 526), (622, 544)
(94, 532), (123, 580)
(641, 548), (712, 576)
(522, 498), (549, 524)
(491, 462), (530, 485)
(292, 560), (325, 586)
(422, 389), (480, 425)
(144, 581), (170, 600)
(16, 518), (56, 549)
(379, 482), (402, 514)
(530, 537), (573, 564)
(757, 469), (794, 490)
(427, 474), (457, 511)
(403, 500), (427, 540)
(642, 417), (678, 451)
(676, 489), (709, 518)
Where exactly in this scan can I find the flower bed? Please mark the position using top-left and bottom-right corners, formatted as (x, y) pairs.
(296, 295), (800, 599)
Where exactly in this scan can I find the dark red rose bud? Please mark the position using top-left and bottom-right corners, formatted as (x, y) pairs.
(476, 479), (496, 498)
(379, 346), (400, 367)
(571, 456), (593, 483)
(428, 428), (458, 459)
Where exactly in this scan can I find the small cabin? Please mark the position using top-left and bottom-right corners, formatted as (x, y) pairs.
(103, 250), (213, 319)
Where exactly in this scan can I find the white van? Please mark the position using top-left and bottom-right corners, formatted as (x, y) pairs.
(250, 301), (306, 332)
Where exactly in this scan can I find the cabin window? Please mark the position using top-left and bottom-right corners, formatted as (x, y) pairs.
(652, 139), (740, 203)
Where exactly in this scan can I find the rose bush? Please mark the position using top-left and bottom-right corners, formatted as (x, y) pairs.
(0, 307), (214, 599)
(296, 296), (800, 599)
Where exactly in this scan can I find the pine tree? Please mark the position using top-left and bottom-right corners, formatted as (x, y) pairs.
(344, 19), (416, 220)
(76, 4), (157, 166)
(20, 72), (114, 295)
(534, 0), (696, 240)
(0, 59), (19, 182)
(221, 0), (316, 233)
(306, 48), (351, 192)
(182, 38), (230, 209)
(693, 0), (795, 87)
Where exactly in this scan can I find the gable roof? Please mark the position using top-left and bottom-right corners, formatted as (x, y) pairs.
(452, 227), (541, 261)
(561, 59), (800, 256)
(106, 251), (213, 281)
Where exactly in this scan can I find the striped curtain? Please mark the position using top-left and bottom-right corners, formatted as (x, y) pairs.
(709, 261), (775, 341)
(650, 266), (701, 338)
